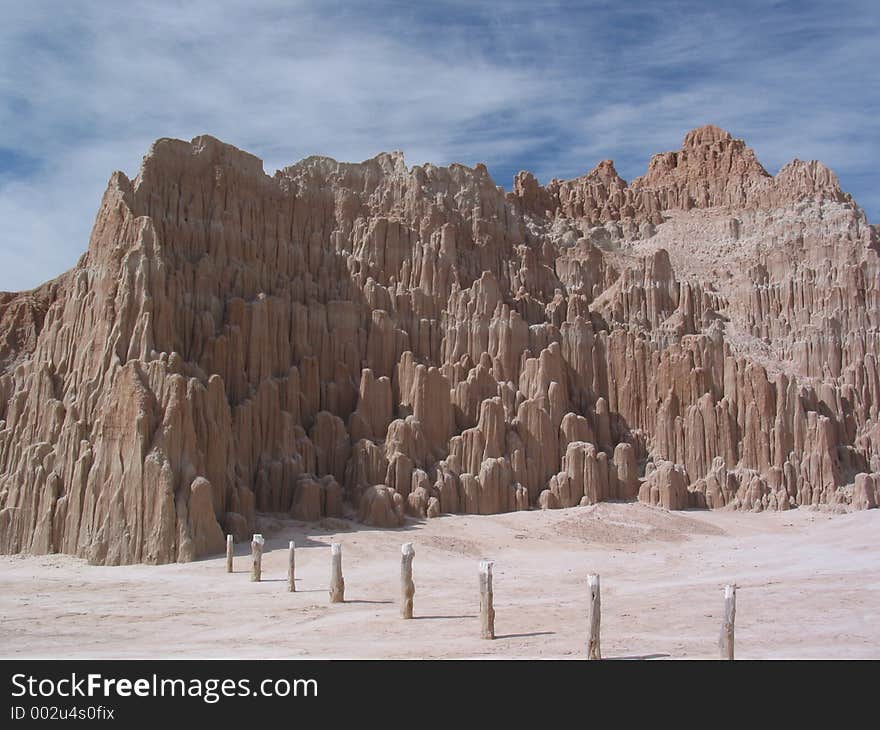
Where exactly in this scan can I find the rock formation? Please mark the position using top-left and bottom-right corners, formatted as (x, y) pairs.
(0, 125), (877, 564)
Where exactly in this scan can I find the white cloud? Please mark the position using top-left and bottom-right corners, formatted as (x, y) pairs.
(0, 0), (877, 290)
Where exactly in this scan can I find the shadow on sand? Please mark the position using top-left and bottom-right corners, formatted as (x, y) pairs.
(495, 631), (555, 639)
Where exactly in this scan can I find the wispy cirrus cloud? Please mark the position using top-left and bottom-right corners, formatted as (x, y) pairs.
(1, 0), (877, 290)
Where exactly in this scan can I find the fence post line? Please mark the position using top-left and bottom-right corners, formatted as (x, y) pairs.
(288, 540), (296, 593)
(329, 543), (345, 603)
(720, 584), (736, 660)
(400, 543), (415, 619)
(226, 534), (234, 573)
(587, 574), (601, 660)
(251, 534), (264, 582)
(479, 560), (495, 640)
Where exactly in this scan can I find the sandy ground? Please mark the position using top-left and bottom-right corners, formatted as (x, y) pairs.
(1, 503), (878, 659)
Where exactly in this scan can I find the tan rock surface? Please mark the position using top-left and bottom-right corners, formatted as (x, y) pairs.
(0, 126), (877, 564)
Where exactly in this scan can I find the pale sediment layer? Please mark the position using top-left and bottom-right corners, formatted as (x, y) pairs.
(0, 505), (877, 658)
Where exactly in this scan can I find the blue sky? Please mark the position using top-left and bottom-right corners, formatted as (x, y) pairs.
(1, 0), (877, 291)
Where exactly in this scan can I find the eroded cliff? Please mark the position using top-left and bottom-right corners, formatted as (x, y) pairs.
(1, 126), (877, 563)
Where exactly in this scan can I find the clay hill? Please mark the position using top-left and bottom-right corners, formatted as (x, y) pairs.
(0, 125), (878, 565)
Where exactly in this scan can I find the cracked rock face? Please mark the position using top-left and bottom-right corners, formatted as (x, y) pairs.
(1, 125), (878, 564)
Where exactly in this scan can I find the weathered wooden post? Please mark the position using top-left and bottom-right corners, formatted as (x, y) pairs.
(400, 543), (415, 619)
(720, 584), (736, 660)
(251, 534), (264, 582)
(329, 543), (344, 603)
(288, 540), (296, 593)
(226, 534), (234, 573)
(479, 560), (495, 639)
(587, 573), (601, 660)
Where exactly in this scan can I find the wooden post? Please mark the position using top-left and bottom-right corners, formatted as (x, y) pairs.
(329, 543), (344, 603)
(720, 584), (736, 660)
(226, 534), (234, 573)
(288, 540), (296, 593)
(587, 573), (601, 660)
(251, 534), (264, 582)
(479, 560), (495, 639)
(400, 543), (415, 619)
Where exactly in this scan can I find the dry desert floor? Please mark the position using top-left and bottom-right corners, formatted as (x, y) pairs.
(1, 503), (878, 659)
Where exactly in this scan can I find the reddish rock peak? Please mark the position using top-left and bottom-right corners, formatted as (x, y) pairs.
(773, 158), (850, 205)
(509, 124), (859, 227)
(137, 135), (267, 184)
(633, 125), (770, 210)
(512, 170), (554, 215)
(583, 159), (625, 185)
(682, 124), (733, 148)
(368, 149), (409, 174)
